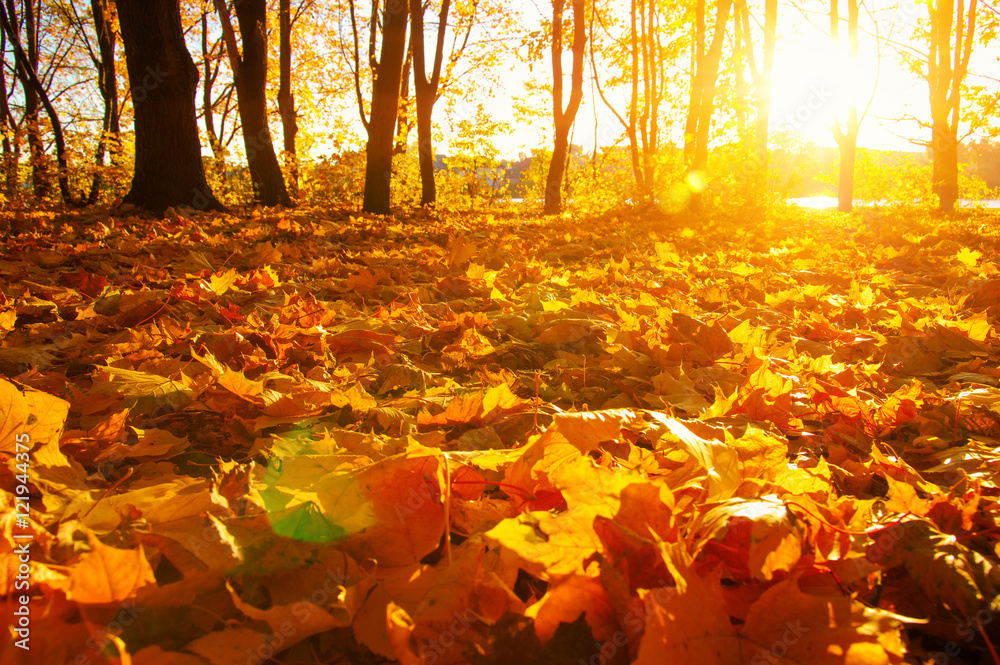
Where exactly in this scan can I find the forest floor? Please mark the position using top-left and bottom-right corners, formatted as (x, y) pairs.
(3, 204), (1000, 664)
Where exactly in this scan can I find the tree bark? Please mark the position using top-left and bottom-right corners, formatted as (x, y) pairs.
(117, 0), (225, 214)
(409, 0), (451, 206)
(0, 27), (18, 198)
(201, 8), (222, 166)
(1, 0), (76, 204)
(215, 0), (291, 207)
(543, 0), (586, 215)
(754, 0), (777, 163)
(278, 0), (298, 198)
(394, 42), (412, 155)
(927, 0), (976, 212)
(15, 0), (46, 198)
(362, 0), (408, 215)
(88, 0), (120, 203)
(830, 0), (859, 212)
(684, 0), (731, 210)
(627, 0), (643, 194)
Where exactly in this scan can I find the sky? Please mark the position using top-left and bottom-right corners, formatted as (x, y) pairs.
(448, 0), (1000, 159)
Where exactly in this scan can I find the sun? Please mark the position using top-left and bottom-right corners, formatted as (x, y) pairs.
(769, 34), (863, 145)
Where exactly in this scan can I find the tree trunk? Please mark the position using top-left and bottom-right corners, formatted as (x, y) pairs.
(362, 0), (408, 215)
(754, 0), (777, 164)
(88, 0), (120, 204)
(19, 0), (45, 198)
(543, 0), (586, 215)
(733, 4), (746, 141)
(1, 0), (76, 204)
(394, 42), (412, 155)
(627, 0), (643, 195)
(215, 0), (291, 207)
(642, 0), (658, 190)
(933, 121), (959, 211)
(695, 0), (731, 173)
(277, 0), (298, 198)
(4, 0), (46, 198)
(117, 0), (225, 214)
(836, 137), (856, 210)
(685, 0), (731, 210)
(831, 0), (859, 212)
(0, 27), (18, 198)
(927, 0), (977, 213)
(409, 0), (451, 206)
(200, 8), (226, 175)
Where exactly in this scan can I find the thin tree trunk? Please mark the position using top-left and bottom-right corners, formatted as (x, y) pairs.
(409, 0), (451, 206)
(0, 26), (18, 197)
(394, 41), (412, 154)
(543, 0), (586, 215)
(830, 0), (859, 212)
(627, 0), (643, 194)
(642, 0), (657, 190)
(691, 0), (731, 171)
(201, 7), (225, 172)
(927, 0), (976, 212)
(278, 0), (298, 198)
(117, 0), (225, 214)
(683, 0), (704, 166)
(362, 0), (408, 214)
(1, 0), (75, 204)
(215, 0), (291, 207)
(754, 0), (777, 163)
(8, 0), (45, 198)
(734, 3), (746, 141)
(88, 0), (119, 204)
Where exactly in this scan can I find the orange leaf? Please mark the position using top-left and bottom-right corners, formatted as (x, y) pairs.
(66, 533), (156, 604)
(739, 576), (907, 665)
(636, 548), (740, 665)
(526, 575), (617, 644)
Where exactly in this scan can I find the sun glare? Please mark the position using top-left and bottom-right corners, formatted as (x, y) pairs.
(770, 36), (860, 145)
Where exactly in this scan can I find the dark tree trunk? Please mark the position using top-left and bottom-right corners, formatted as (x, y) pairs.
(277, 0), (298, 198)
(409, 0), (451, 206)
(117, 0), (225, 214)
(4, 0), (46, 198)
(18, 0), (45, 198)
(0, 27), (18, 198)
(362, 0), (408, 215)
(215, 0), (291, 207)
(88, 0), (120, 204)
(543, 0), (586, 215)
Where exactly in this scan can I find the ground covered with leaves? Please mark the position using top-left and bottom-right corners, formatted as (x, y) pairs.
(3, 204), (1000, 664)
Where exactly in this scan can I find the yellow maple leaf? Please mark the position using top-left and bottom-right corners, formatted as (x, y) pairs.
(956, 247), (982, 267)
